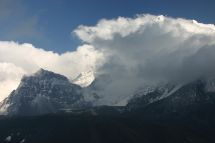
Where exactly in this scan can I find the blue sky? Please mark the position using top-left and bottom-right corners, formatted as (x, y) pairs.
(0, 0), (214, 53)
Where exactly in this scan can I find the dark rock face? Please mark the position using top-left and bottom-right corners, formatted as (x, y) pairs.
(0, 69), (89, 116)
(127, 79), (215, 119)
(127, 83), (176, 109)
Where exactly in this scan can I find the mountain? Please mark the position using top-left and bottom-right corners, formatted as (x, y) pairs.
(127, 79), (215, 118)
(0, 69), (90, 116)
(72, 70), (95, 87)
(1, 70), (215, 143)
(127, 83), (181, 109)
(1, 68), (215, 117)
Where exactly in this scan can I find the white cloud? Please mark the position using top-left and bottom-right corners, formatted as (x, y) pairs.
(0, 41), (103, 102)
(75, 14), (215, 43)
(0, 62), (26, 101)
(74, 14), (215, 105)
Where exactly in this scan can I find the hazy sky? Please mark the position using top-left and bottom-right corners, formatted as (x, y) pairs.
(0, 0), (214, 53)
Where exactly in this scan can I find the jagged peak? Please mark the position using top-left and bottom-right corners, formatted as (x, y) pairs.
(35, 68), (48, 75)
(72, 70), (95, 87)
(21, 68), (68, 82)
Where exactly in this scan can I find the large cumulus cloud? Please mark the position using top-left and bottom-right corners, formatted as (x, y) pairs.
(74, 14), (215, 105)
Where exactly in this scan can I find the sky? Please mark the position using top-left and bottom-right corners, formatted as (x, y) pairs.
(0, 0), (214, 53)
(0, 0), (215, 104)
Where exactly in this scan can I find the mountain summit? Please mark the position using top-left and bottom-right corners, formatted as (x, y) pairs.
(72, 70), (95, 87)
(0, 69), (89, 115)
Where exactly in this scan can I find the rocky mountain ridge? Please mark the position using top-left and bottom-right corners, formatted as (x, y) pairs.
(1, 69), (215, 116)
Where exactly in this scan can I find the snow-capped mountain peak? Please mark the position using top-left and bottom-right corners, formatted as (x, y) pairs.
(33, 68), (68, 81)
(72, 70), (95, 87)
(0, 69), (89, 115)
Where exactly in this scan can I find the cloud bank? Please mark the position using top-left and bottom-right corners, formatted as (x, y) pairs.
(75, 14), (215, 105)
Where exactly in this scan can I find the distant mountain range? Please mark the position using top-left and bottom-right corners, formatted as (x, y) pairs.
(1, 69), (215, 117)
